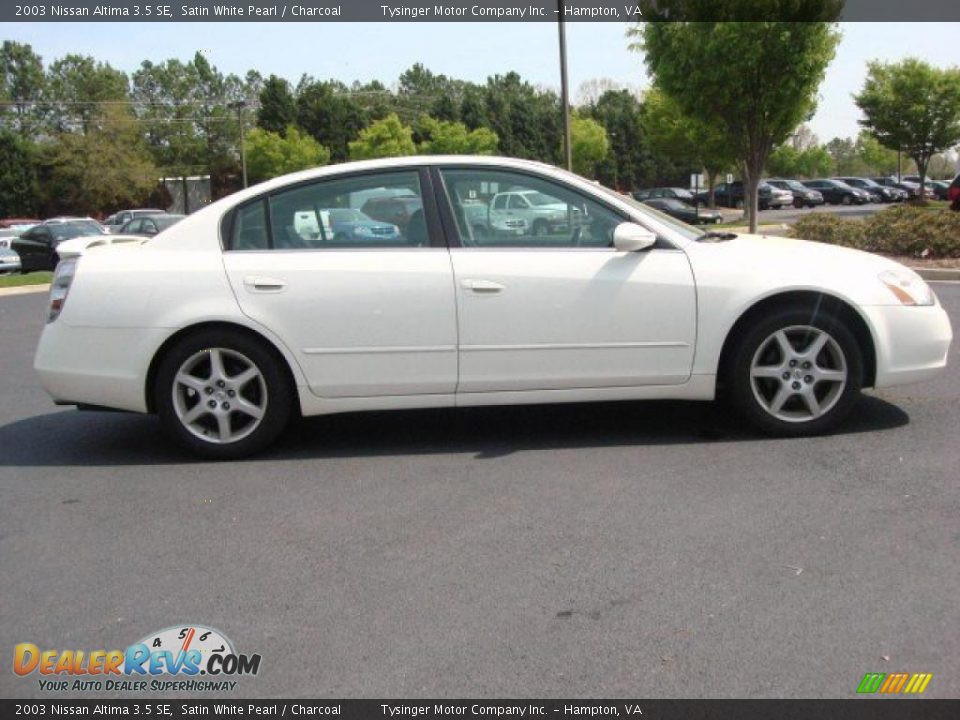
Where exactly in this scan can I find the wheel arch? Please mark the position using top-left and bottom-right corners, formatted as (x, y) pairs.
(716, 290), (877, 392)
(144, 321), (303, 415)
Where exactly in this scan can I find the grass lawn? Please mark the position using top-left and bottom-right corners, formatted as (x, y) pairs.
(0, 271), (52, 288)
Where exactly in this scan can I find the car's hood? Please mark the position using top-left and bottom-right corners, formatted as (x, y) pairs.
(687, 231), (918, 308)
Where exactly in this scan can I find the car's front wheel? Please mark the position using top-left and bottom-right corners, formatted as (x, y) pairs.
(728, 309), (863, 436)
(156, 330), (293, 459)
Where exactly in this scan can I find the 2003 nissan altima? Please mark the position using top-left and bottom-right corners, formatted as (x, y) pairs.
(34, 156), (952, 459)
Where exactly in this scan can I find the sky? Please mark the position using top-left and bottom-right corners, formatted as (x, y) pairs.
(2, 21), (959, 143)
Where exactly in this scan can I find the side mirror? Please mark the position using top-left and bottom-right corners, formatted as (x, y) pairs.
(613, 222), (656, 252)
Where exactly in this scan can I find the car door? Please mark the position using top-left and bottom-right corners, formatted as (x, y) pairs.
(221, 167), (458, 400)
(436, 166), (697, 394)
(12, 226), (52, 272)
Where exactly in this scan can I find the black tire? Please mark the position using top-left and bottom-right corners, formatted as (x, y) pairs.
(155, 329), (293, 460)
(794, 199), (803, 209)
(841, 195), (852, 205)
(727, 307), (863, 437)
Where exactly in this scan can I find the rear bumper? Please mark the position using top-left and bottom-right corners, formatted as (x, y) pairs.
(862, 301), (953, 388)
(34, 321), (166, 413)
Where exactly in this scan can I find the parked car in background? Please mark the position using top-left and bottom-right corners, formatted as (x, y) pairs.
(0, 217), (40, 229)
(360, 195), (423, 234)
(766, 179), (825, 209)
(105, 209), (164, 233)
(927, 180), (951, 201)
(119, 213), (185, 237)
(487, 189), (575, 236)
(0, 246), (21, 274)
(642, 198), (722, 224)
(871, 177), (927, 199)
(12, 219), (107, 272)
(632, 187), (697, 205)
(695, 181), (791, 210)
(323, 208), (401, 244)
(802, 179), (871, 205)
(0, 228), (26, 249)
(33, 156), (953, 459)
(834, 177), (903, 203)
(902, 175), (948, 197)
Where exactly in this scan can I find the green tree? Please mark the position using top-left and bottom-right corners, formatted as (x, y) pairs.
(0, 40), (46, 139)
(854, 130), (899, 176)
(855, 58), (960, 195)
(46, 54), (128, 134)
(245, 126), (330, 183)
(640, 88), (734, 205)
(38, 107), (157, 215)
(482, 72), (560, 163)
(348, 113), (416, 160)
(632, 5), (841, 230)
(766, 143), (833, 178)
(296, 77), (368, 162)
(416, 115), (498, 155)
(569, 113), (610, 177)
(257, 75), (296, 135)
(0, 129), (38, 215)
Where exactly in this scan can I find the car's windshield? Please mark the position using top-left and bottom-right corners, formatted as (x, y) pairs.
(155, 216), (185, 231)
(50, 222), (103, 240)
(781, 180), (807, 192)
(591, 182), (701, 242)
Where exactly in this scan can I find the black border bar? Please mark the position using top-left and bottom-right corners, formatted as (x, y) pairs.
(3, 1), (960, 23)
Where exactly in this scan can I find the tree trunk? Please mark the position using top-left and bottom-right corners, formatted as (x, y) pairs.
(744, 161), (761, 233)
(706, 170), (717, 209)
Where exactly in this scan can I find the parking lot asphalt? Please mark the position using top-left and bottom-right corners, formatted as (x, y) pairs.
(1, 285), (958, 699)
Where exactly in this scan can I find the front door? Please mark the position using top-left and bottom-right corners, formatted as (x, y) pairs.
(437, 167), (697, 394)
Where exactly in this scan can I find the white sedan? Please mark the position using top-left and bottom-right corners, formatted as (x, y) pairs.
(34, 156), (953, 459)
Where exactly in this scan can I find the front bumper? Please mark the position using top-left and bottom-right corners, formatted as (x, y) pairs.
(0, 257), (21, 274)
(862, 301), (953, 388)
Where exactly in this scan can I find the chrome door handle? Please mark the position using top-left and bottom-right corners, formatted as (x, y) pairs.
(462, 279), (505, 293)
(243, 275), (286, 292)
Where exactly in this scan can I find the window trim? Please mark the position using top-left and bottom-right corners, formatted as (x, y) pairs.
(220, 166), (444, 252)
(431, 164), (633, 250)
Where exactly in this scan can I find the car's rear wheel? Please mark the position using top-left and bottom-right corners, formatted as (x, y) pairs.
(728, 309), (863, 436)
(841, 195), (852, 205)
(156, 330), (293, 459)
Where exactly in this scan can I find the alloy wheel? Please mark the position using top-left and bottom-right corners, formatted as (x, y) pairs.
(172, 347), (268, 444)
(749, 325), (847, 423)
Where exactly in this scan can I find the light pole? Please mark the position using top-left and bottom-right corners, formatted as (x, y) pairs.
(558, 2), (572, 172)
(230, 100), (248, 189)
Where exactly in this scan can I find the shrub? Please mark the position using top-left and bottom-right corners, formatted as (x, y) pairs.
(789, 214), (866, 249)
(790, 206), (960, 258)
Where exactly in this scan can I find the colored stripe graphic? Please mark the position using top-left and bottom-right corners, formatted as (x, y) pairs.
(857, 671), (932, 694)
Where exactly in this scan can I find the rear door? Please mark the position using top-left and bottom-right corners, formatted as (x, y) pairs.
(221, 167), (458, 400)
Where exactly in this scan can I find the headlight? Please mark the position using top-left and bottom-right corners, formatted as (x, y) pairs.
(878, 269), (935, 306)
(47, 258), (78, 323)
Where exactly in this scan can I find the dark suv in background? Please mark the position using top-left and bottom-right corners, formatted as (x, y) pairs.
(766, 179), (824, 208)
(949, 174), (960, 211)
(694, 181), (789, 210)
(802, 179), (871, 205)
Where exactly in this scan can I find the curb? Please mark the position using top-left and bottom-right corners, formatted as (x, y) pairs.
(0, 283), (50, 297)
(913, 268), (960, 282)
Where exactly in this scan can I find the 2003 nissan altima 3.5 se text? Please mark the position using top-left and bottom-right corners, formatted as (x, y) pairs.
(34, 156), (952, 459)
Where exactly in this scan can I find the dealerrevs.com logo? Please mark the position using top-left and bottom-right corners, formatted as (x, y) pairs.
(13, 625), (261, 692)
